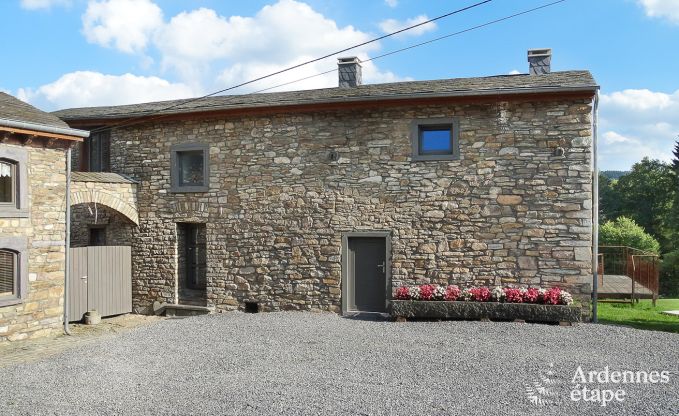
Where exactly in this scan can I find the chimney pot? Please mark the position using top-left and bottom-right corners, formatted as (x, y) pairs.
(338, 57), (362, 87)
(527, 48), (552, 75)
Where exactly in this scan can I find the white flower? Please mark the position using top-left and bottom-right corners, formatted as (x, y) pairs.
(434, 285), (446, 300)
(560, 291), (574, 305)
(408, 286), (421, 300)
(491, 286), (504, 302)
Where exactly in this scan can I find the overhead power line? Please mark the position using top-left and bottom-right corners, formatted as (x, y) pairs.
(253, 0), (567, 94)
(88, 0), (493, 134)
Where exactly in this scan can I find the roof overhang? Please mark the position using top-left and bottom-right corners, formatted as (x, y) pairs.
(0, 117), (89, 141)
(60, 86), (599, 128)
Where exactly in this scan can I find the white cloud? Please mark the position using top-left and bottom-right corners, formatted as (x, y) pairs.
(508, 69), (521, 75)
(384, 0), (398, 7)
(82, 0), (163, 53)
(599, 88), (679, 170)
(18, 71), (195, 110)
(154, 0), (399, 92)
(20, 0), (70, 10)
(378, 15), (437, 37)
(637, 0), (679, 24)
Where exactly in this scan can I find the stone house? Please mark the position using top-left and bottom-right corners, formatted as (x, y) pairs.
(0, 93), (88, 341)
(55, 50), (598, 316)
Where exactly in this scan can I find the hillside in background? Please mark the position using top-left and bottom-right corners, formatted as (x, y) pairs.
(601, 170), (629, 180)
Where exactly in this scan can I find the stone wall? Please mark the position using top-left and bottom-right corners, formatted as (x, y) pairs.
(0, 140), (67, 342)
(105, 97), (594, 314)
(70, 203), (134, 247)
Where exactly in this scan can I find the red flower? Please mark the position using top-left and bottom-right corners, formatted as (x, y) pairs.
(419, 284), (435, 301)
(395, 286), (410, 300)
(543, 287), (562, 305)
(470, 286), (491, 302)
(523, 287), (540, 303)
(504, 288), (523, 303)
(445, 285), (461, 301)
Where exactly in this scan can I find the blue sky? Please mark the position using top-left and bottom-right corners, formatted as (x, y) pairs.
(1, 0), (678, 170)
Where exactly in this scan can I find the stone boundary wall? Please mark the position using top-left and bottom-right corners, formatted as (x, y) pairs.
(107, 98), (593, 314)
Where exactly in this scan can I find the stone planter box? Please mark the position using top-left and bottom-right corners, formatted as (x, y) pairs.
(391, 300), (581, 324)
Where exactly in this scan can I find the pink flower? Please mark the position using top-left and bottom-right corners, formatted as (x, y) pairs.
(444, 285), (461, 301)
(419, 284), (436, 301)
(470, 286), (491, 302)
(543, 287), (562, 305)
(522, 287), (540, 303)
(395, 286), (410, 300)
(503, 288), (523, 303)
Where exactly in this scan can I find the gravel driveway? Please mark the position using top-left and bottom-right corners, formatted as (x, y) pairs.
(1, 312), (677, 415)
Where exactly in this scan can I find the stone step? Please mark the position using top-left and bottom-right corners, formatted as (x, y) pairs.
(153, 302), (214, 317)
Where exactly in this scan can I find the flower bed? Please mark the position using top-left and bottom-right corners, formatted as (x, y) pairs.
(391, 285), (581, 323)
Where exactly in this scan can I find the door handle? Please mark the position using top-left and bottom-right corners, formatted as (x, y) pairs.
(377, 261), (386, 273)
(81, 275), (88, 280)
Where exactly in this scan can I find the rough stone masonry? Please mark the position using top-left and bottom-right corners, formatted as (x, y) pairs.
(93, 96), (593, 315)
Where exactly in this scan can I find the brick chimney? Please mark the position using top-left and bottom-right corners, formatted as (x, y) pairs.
(338, 57), (362, 87)
(527, 49), (552, 75)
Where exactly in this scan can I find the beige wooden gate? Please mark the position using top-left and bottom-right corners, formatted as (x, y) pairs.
(68, 246), (132, 321)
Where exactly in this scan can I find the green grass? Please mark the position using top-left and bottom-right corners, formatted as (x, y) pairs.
(597, 299), (679, 333)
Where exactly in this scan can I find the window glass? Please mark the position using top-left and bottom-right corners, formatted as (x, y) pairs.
(0, 161), (14, 203)
(178, 151), (204, 187)
(0, 249), (15, 297)
(419, 126), (452, 155)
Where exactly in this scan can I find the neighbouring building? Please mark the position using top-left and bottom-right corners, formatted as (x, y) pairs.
(0, 93), (88, 342)
(55, 50), (598, 316)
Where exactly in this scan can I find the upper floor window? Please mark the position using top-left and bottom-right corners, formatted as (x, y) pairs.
(0, 160), (16, 205)
(0, 237), (28, 307)
(80, 130), (110, 172)
(411, 118), (460, 161)
(170, 143), (209, 193)
(0, 146), (28, 218)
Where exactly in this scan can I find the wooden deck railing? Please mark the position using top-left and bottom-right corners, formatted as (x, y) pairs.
(598, 245), (660, 306)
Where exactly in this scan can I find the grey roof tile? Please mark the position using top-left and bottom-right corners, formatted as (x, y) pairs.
(0, 92), (70, 129)
(53, 71), (597, 121)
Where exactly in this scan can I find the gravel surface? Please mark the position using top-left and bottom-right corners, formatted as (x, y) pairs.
(1, 312), (677, 415)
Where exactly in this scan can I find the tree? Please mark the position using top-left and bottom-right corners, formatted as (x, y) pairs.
(599, 216), (660, 254)
(672, 139), (679, 173)
(598, 173), (622, 222)
(614, 158), (677, 252)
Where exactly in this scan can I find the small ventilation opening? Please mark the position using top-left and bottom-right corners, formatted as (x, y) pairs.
(244, 301), (259, 313)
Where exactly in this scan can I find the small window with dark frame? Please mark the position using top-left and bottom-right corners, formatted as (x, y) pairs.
(0, 160), (16, 206)
(419, 125), (453, 155)
(0, 249), (17, 298)
(170, 143), (209, 193)
(411, 118), (460, 161)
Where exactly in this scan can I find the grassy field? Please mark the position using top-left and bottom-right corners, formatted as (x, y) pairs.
(597, 299), (679, 333)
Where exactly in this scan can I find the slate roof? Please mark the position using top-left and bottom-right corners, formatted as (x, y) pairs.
(53, 70), (597, 122)
(0, 92), (70, 129)
(71, 172), (138, 184)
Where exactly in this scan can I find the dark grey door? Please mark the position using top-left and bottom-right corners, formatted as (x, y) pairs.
(348, 237), (387, 312)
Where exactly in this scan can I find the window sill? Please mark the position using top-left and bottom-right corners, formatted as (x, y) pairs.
(0, 208), (29, 218)
(411, 154), (460, 161)
(0, 297), (23, 308)
(170, 186), (209, 193)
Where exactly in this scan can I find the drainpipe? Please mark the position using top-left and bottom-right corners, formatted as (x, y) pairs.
(591, 92), (599, 323)
(64, 146), (72, 335)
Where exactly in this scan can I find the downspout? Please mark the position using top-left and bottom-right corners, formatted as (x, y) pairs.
(64, 146), (72, 335)
(591, 91), (600, 323)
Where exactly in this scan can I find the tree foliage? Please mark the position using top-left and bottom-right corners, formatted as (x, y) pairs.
(599, 216), (661, 254)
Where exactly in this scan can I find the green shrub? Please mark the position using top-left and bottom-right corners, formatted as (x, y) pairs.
(599, 216), (661, 254)
(661, 250), (679, 297)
